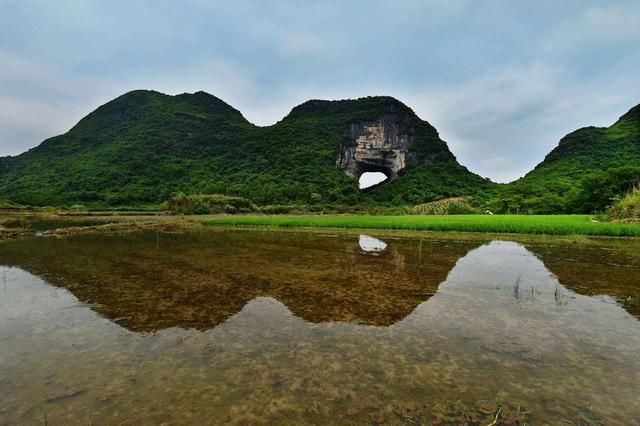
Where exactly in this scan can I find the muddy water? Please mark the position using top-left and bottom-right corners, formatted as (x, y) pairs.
(0, 230), (639, 424)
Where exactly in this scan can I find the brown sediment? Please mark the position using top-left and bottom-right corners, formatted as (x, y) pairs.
(0, 230), (483, 330)
(0, 231), (639, 424)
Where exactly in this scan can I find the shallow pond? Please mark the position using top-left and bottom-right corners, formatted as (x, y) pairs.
(0, 229), (639, 424)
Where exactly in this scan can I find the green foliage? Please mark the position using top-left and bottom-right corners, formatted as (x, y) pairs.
(259, 204), (307, 214)
(0, 198), (26, 210)
(204, 214), (640, 237)
(364, 163), (493, 206)
(1, 90), (637, 215)
(0, 91), (488, 208)
(411, 197), (478, 215)
(487, 106), (640, 214)
(569, 166), (640, 213)
(166, 193), (257, 214)
(487, 166), (640, 214)
(608, 186), (640, 220)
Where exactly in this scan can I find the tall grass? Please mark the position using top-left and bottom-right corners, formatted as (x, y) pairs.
(166, 193), (257, 214)
(204, 214), (640, 237)
(608, 185), (640, 220)
(410, 197), (477, 215)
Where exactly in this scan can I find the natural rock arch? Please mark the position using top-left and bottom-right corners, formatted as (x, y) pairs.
(336, 116), (411, 184)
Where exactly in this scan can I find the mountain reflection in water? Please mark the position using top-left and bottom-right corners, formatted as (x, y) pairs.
(1, 230), (639, 424)
(0, 231), (482, 330)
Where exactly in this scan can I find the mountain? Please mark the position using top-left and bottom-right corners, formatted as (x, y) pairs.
(489, 103), (640, 213)
(524, 104), (639, 184)
(0, 90), (490, 207)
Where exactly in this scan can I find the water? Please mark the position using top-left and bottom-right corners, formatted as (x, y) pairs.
(0, 229), (639, 424)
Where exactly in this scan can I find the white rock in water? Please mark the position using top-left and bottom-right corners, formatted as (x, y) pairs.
(359, 235), (387, 253)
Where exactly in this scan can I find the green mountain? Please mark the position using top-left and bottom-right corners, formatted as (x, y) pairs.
(0, 90), (490, 207)
(489, 104), (640, 213)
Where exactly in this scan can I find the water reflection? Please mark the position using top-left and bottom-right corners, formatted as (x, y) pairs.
(1, 231), (640, 424)
(358, 234), (387, 253)
(0, 230), (480, 330)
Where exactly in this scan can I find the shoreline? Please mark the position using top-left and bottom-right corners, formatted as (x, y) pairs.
(2, 211), (640, 242)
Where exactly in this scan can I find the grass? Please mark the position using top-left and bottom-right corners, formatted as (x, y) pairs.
(203, 214), (640, 237)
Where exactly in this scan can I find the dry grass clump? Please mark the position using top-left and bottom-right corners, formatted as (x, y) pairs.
(410, 197), (478, 215)
(0, 217), (31, 229)
(165, 193), (257, 214)
(608, 185), (640, 221)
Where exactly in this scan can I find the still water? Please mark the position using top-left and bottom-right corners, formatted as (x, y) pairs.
(0, 229), (639, 424)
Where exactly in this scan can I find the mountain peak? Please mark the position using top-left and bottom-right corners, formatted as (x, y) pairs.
(619, 103), (640, 123)
(285, 96), (417, 121)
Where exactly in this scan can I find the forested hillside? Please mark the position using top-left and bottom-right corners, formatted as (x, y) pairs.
(0, 91), (490, 208)
(488, 104), (640, 213)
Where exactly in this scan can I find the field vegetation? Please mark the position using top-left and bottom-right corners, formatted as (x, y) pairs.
(203, 214), (640, 237)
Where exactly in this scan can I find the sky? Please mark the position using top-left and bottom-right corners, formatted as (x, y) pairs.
(1, 0), (639, 183)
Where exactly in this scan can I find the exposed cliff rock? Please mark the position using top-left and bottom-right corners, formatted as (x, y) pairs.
(337, 110), (454, 182)
(338, 118), (408, 180)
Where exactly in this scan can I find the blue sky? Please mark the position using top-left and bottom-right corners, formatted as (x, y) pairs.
(1, 0), (639, 182)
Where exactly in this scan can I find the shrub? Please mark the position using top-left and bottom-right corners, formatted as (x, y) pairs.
(0, 198), (26, 210)
(166, 193), (258, 214)
(608, 185), (640, 220)
(259, 204), (305, 214)
(410, 197), (478, 215)
(0, 217), (31, 229)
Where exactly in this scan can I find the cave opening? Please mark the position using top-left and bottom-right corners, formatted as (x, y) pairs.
(359, 172), (389, 189)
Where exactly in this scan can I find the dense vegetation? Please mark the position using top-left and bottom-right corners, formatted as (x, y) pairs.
(0, 90), (488, 209)
(608, 185), (640, 220)
(0, 90), (638, 214)
(0, 198), (25, 210)
(204, 214), (640, 237)
(166, 193), (257, 214)
(410, 197), (477, 215)
(487, 105), (640, 214)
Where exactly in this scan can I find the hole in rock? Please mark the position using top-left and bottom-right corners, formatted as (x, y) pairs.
(359, 172), (388, 189)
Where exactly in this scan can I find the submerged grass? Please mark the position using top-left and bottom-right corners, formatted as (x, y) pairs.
(203, 214), (640, 237)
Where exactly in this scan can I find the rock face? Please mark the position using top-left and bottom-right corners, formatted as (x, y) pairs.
(337, 115), (414, 180)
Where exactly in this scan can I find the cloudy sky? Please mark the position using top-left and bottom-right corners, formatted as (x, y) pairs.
(1, 0), (639, 182)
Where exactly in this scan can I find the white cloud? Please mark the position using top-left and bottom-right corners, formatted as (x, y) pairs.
(584, 6), (640, 36)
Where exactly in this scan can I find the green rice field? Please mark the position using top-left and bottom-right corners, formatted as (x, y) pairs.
(204, 214), (640, 237)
